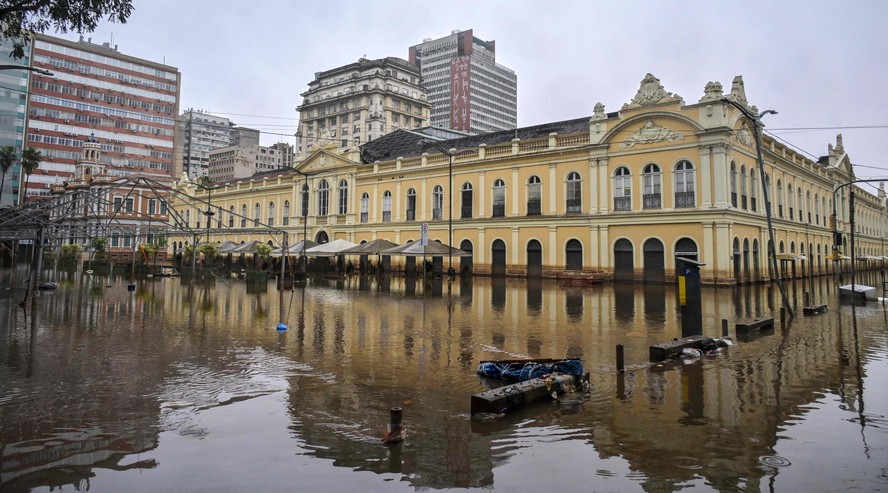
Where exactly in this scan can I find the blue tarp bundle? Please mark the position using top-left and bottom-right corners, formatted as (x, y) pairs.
(477, 359), (584, 382)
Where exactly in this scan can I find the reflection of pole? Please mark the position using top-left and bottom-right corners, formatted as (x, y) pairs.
(722, 98), (793, 319)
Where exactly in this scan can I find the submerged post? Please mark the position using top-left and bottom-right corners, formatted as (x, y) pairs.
(616, 344), (625, 373)
(677, 256), (705, 337)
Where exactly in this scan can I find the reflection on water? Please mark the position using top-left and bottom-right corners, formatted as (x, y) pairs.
(1, 266), (887, 492)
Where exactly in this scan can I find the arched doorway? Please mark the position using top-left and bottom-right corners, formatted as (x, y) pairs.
(753, 239), (760, 281)
(674, 237), (698, 272)
(315, 231), (329, 244)
(491, 239), (506, 276)
(527, 240), (542, 277)
(643, 238), (665, 282)
(459, 240), (474, 274)
(613, 238), (634, 281)
(743, 238), (750, 283)
(733, 237), (742, 283)
(565, 239), (583, 271)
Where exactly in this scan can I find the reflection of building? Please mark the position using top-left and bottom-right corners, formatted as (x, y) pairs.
(295, 57), (430, 159)
(409, 29), (518, 134)
(171, 74), (887, 284)
(25, 34), (181, 200)
(49, 133), (171, 259)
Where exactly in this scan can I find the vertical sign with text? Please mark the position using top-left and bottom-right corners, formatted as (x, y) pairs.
(420, 223), (429, 246)
(450, 56), (471, 132)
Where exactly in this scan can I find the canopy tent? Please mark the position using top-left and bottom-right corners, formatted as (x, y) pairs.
(270, 240), (319, 257)
(232, 239), (264, 254)
(218, 240), (240, 254)
(776, 253), (806, 262)
(379, 240), (472, 257)
(304, 239), (358, 257)
(339, 238), (399, 255)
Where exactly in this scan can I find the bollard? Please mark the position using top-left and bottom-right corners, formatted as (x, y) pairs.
(804, 291), (810, 306)
(616, 344), (624, 373)
(721, 319), (729, 338)
(780, 307), (786, 325)
(382, 407), (404, 444)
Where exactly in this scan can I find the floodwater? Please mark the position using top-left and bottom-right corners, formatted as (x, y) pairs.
(1, 266), (887, 493)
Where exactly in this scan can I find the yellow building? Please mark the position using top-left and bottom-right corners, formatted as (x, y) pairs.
(170, 74), (887, 284)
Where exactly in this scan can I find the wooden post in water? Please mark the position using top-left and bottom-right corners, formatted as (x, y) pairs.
(722, 319), (729, 338)
(616, 345), (624, 373)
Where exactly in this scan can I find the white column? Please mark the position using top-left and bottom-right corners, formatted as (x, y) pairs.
(699, 145), (712, 208)
(548, 225), (558, 268)
(588, 158), (599, 213)
(478, 171), (486, 217)
(511, 167), (520, 216)
(598, 158), (609, 213)
(548, 163), (557, 215)
(712, 144), (729, 207)
(511, 227), (520, 266)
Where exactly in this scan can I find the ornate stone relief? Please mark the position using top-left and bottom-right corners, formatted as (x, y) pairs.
(619, 120), (684, 148)
(733, 121), (753, 148)
(591, 102), (607, 120)
(728, 76), (748, 106)
(622, 73), (681, 109)
(699, 81), (724, 103)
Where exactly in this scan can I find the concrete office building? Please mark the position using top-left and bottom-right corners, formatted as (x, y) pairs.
(208, 142), (295, 182)
(24, 34), (181, 200)
(295, 56), (430, 159)
(0, 38), (30, 207)
(409, 29), (517, 134)
(175, 109), (231, 180)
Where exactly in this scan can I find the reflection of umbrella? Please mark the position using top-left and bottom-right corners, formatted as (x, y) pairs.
(304, 239), (358, 257)
(339, 238), (399, 255)
(233, 239), (263, 254)
(380, 241), (472, 257)
(271, 240), (319, 257)
(218, 240), (239, 254)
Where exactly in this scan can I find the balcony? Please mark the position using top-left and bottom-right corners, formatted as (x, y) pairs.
(614, 196), (631, 211)
(675, 192), (695, 208)
(566, 198), (581, 214)
(643, 193), (661, 209)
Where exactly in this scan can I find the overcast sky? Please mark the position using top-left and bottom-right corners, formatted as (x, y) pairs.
(55, 0), (888, 187)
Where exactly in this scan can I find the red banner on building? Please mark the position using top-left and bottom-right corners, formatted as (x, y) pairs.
(450, 56), (471, 131)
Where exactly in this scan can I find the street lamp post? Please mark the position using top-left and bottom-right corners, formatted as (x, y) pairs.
(418, 140), (463, 282)
(721, 98), (794, 319)
(0, 65), (53, 76)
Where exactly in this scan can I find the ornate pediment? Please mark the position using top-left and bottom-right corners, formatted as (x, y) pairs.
(733, 121), (754, 148)
(299, 145), (355, 172)
(619, 120), (685, 148)
(622, 73), (682, 109)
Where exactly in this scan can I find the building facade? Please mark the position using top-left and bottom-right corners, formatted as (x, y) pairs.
(0, 37), (30, 207)
(409, 29), (517, 134)
(171, 74), (887, 284)
(49, 134), (171, 259)
(174, 109), (231, 180)
(208, 142), (295, 182)
(295, 57), (430, 159)
(24, 34), (180, 201)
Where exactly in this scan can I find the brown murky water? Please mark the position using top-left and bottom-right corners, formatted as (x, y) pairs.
(1, 267), (887, 492)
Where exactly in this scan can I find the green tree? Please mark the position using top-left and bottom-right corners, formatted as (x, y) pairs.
(91, 237), (108, 254)
(0, 145), (14, 204)
(0, 0), (134, 59)
(19, 146), (41, 202)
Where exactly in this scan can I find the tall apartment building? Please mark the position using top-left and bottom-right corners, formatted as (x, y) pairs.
(409, 29), (517, 134)
(175, 109), (231, 180)
(24, 34), (181, 200)
(208, 142), (295, 182)
(295, 57), (430, 159)
(0, 38), (30, 207)
(230, 126), (259, 147)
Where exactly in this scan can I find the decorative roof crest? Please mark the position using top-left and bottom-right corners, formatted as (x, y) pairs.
(622, 73), (680, 109)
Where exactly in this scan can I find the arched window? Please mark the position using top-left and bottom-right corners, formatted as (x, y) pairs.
(268, 201), (275, 226)
(777, 180), (784, 217)
(382, 190), (392, 222)
(814, 193), (820, 224)
(228, 205), (235, 228)
(254, 202), (260, 226)
(674, 160), (694, 208)
(750, 171), (758, 212)
(492, 179), (506, 217)
(360, 192), (369, 223)
(806, 191), (812, 223)
(432, 185), (443, 219)
(241, 204), (247, 227)
(405, 188), (416, 221)
(566, 171), (582, 213)
(642, 163), (661, 209)
(740, 165), (748, 209)
(282, 200), (290, 226)
(338, 179), (348, 215)
(527, 175), (541, 215)
(730, 161), (738, 207)
(797, 187), (803, 222)
(787, 184), (795, 220)
(317, 179), (329, 216)
(301, 184), (309, 217)
(461, 182), (473, 219)
(614, 167), (631, 211)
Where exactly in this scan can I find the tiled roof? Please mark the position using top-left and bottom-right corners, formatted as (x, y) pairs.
(358, 116), (592, 163)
